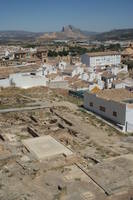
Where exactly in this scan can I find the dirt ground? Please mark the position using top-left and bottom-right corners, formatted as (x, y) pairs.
(0, 87), (133, 200)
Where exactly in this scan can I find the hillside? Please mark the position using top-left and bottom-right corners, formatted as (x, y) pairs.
(93, 29), (133, 41)
(0, 31), (42, 43)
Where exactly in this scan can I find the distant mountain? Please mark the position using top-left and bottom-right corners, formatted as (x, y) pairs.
(61, 25), (97, 36)
(93, 28), (133, 41)
(38, 25), (94, 41)
(38, 26), (133, 41)
(0, 27), (133, 43)
(61, 25), (87, 39)
(0, 31), (42, 42)
(81, 30), (98, 36)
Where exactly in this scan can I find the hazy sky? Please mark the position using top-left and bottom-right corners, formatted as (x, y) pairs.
(0, 0), (133, 32)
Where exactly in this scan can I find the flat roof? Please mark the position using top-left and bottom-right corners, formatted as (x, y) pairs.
(102, 72), (116, 79)
(22, 135), (73, 160)
(92, 89), (133, 102)
(85, 51), (121, 57)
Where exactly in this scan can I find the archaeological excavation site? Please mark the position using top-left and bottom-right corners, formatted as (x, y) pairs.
(0, 87), (133, 200)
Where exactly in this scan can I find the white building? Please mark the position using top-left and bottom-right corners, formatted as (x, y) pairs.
(79, 73), (89, 81)
(81, 52), (121, 68)
(113, 78), (133, 90)
(84, 89), (133, 132)
(111, 64), (128, 76)
(72, 66), (84, 77)
(101, 72), (116, 89)
(58, 61), (67, 71)
(42, 64), (57, 76)
(62, 65), (84, 78)
(112, 80), (126, 89)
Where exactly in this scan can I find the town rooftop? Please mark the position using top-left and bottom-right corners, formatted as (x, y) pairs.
(93, 88), (133, 102)
(86, 51), (121, 57)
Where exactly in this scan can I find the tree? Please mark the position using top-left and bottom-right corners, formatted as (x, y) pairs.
(107, 43), (121, 51)
(48, 50), (58, 57)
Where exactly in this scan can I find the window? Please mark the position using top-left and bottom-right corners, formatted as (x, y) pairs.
(99, 106), (106, 112)
(90, 102), (93, 107)
(113, 111), (117, 117)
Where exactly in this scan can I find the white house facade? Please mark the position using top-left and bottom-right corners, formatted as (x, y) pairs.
(84, 89), (133, 132)
(81, 52), (121, 68)
(72, 66), (84, 77)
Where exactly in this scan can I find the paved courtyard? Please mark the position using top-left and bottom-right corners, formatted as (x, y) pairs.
(22, 135), (73, 160)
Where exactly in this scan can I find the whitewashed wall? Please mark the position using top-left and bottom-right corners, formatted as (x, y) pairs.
(84, 92), (126, 125)
(72, 66), (84, 77)
(0, 79), (10, 88)
(126, 106), (133, 132)
(81, 54), (121, 68)
(9, 73), (47, 89)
